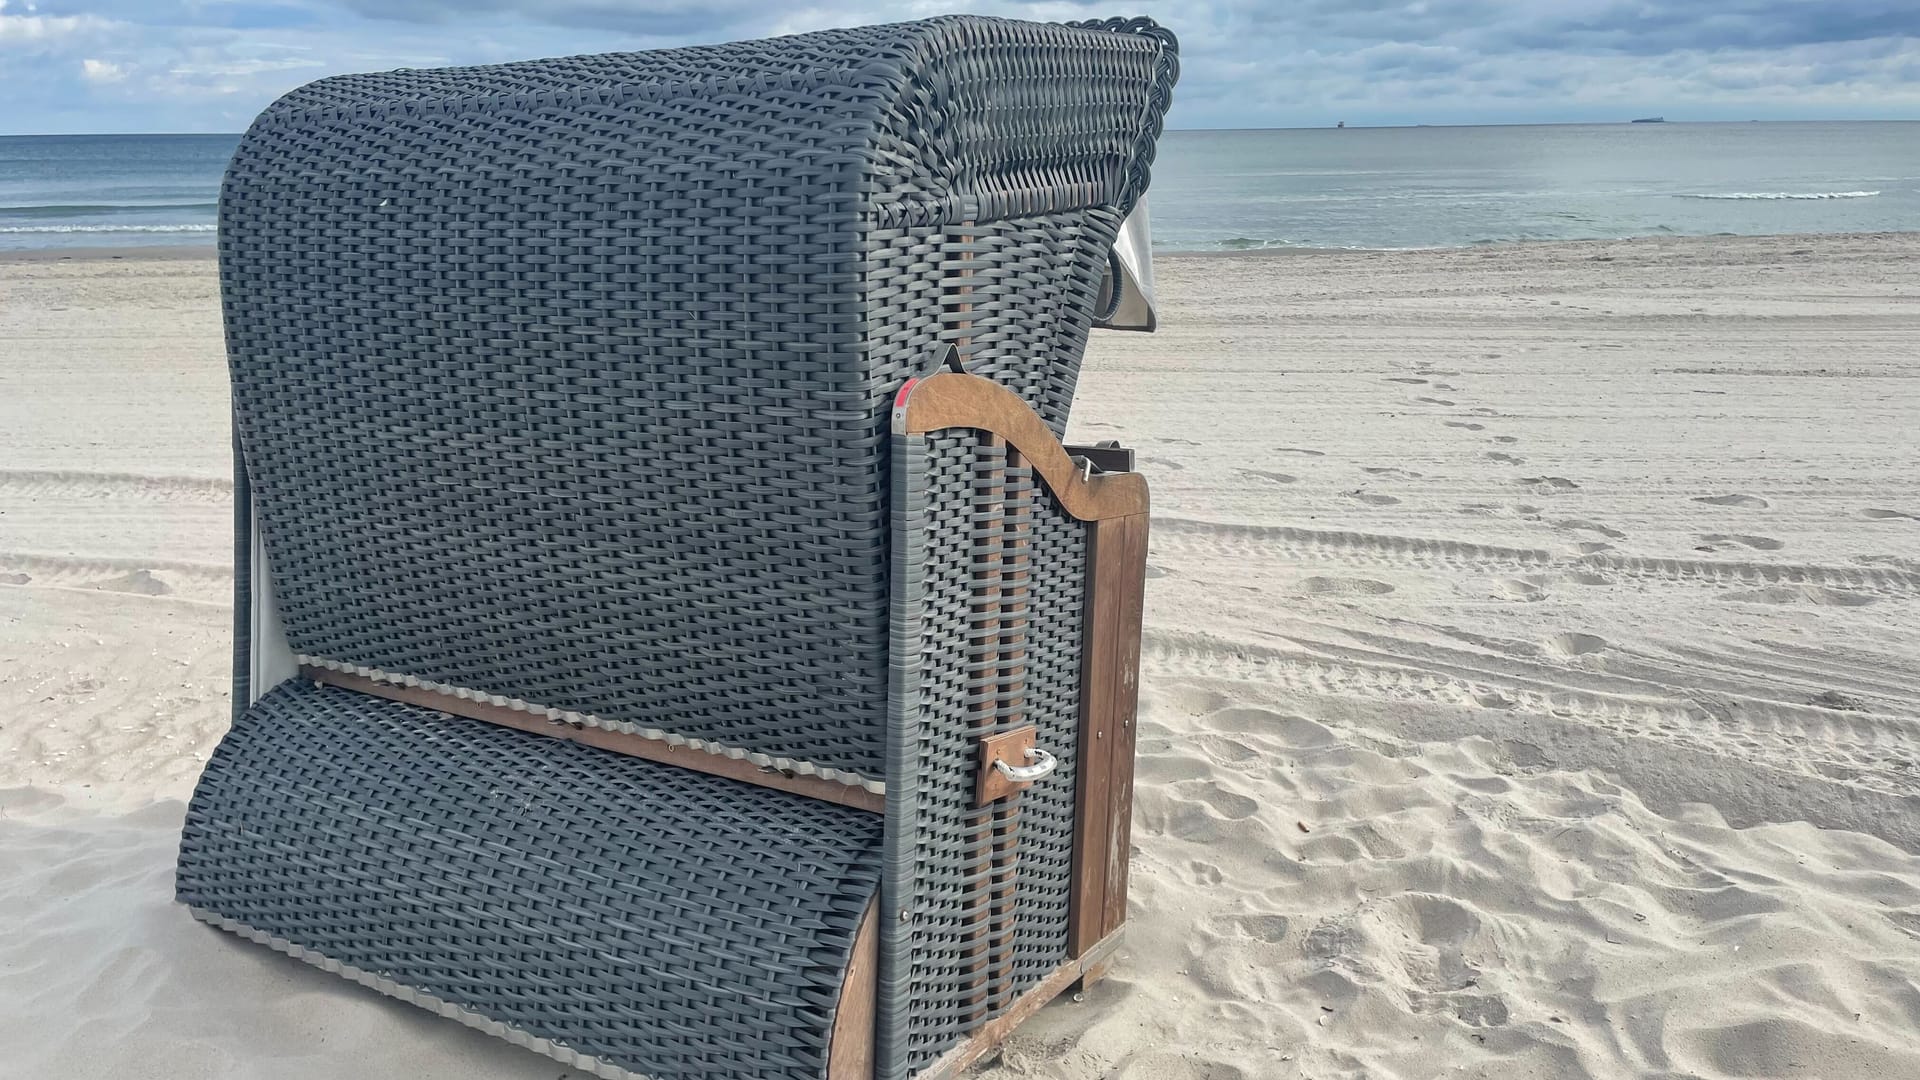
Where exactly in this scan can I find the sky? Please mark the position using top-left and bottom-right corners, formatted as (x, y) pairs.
(2, 0), (1918, 134)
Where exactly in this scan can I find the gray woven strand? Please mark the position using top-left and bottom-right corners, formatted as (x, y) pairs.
(229, 417), (251, 724)
(177, 680), (882, 1080)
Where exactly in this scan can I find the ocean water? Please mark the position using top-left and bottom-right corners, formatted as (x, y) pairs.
(1148, 121), (1920, 251)
(3, 122), (1917, 253)
(0, 134), (230, 250)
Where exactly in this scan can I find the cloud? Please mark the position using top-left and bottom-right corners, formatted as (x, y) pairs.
(2, 1), (1918, 133)
(80, 56), (124, 81)
(0, 4), (116, 46)
(166, 56), (325, 78)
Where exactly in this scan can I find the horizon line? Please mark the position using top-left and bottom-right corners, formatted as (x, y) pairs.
(4, 117), (1919, 139)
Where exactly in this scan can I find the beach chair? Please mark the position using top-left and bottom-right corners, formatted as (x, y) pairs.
(176, 15), (1176, 1079)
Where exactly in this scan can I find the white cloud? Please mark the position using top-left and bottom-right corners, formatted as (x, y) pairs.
(166, 57), (325, 77)
(0, 8), (114, 45)
(81, 57), (126, 82)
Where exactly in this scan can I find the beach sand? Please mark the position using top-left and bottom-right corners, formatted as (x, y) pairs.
(3, 234), (1917, 1078)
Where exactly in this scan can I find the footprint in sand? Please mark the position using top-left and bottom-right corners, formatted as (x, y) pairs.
(1720, 585), (1875, 607)
(1385, 377), (1428, 385)
(1239, 469), (1296, 484)
(1863, 508), (1919, 521)
(1187, 782), (1260, 820)
(1546, 632), (1608, 657)
(1695, 533), (1785, 552)
(1297, 576), (1395, 596)
(1432, 382), (1461, 392)
(1494, 577), (1549, 601)
(1516, 476), (1580, 493)
(1159, 437), (1202, 447)
(1554, 518), (1626, 539)
(1491, 435), (1520, 444)
(1229, 913), (1292, 944)
(1444, 421), (1487, 431)
(0, 572), (30, 586)
(1141, 456), (1185, 471)
(1486, 452), (1525, 465)
(1362, 466), (1423, 479)
(1345, 491), (1401, 506)
(1274, 447), (1326, 457)
(1415, 396), (1456, 406)
(84, 569), (171, 596)
(1694, 494), (1769, 509)
(1144, 564), (1168, 580)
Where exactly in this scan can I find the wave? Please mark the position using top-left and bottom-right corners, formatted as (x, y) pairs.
(0, 223), (216, 234)
(1676, 190), (1881, 200)
(1215, 236), (1301, 250)
(0, 201), (219, 218)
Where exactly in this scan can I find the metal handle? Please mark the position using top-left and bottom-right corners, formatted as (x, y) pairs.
(993, 747), (1057, 783)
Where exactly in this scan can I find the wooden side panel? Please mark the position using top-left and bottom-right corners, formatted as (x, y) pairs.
(1101, 513), (1149, 937)
(827, 899), (879, 1080)
(1069, 518), (1122, 956)
(1068, 511), (1150, 967)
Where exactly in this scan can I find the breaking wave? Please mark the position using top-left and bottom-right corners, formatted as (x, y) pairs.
(0, 223), (216, 234)
(1676, 190), (1881, 200)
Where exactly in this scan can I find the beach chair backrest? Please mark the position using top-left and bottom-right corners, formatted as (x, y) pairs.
(220, 16), (1177, 787)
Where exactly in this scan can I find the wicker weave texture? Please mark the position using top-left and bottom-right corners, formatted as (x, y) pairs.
(177, 680), (882, 1080)
(888, 433), (1090, 1073)
(1010, 466), (1089, 988)
(219, 16), (1174, 779)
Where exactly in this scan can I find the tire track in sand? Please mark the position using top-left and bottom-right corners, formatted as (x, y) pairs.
(0, 468), (232, 503)
(0, 551), (231, 606)
(1141, 629), (1920, 799)
(1153, 517), (1920, 597)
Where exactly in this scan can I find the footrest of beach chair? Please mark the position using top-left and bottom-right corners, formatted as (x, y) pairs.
(176, 679), (884, 1080)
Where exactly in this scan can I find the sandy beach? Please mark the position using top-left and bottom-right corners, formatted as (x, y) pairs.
(3, 233), (1918, 1079)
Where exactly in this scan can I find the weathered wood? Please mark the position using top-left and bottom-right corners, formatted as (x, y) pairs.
(914, 929), (1127, 1080)
(976, 726), (1038, 806)
(827, 898), (879, 1080)
(1068, 517), (1123, 956)
(1068, 510), (1151, 976)
(1101, 513), (1150, 939)
(300, 666), (887, 814)
(894, 373), (1149, 522)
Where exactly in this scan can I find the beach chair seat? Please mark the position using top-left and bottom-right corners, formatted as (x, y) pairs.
(179, 14), (1176, 1079)
(181, 679), (883, 1079)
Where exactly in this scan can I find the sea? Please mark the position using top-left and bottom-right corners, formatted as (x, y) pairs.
(2, 122), (1917, 253)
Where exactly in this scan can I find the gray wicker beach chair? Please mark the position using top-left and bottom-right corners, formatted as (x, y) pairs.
(177, 15), (1176, 1080)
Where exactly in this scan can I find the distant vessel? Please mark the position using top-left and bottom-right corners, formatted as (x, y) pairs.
(1336, 120), (1345, 128)
(1631, 116), (1666, 123)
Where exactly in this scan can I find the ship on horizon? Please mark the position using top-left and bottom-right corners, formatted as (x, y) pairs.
(1631, 116), (1666, 123)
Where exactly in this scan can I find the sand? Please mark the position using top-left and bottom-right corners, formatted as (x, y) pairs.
(3, 233), (1918, 1079)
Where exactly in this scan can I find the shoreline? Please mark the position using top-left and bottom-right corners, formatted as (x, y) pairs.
(7, 227), (1919, 265)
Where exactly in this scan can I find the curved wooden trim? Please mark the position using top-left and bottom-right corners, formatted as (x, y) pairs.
(893, 373), (1149, 521)
(826, 897), (879, 1079)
